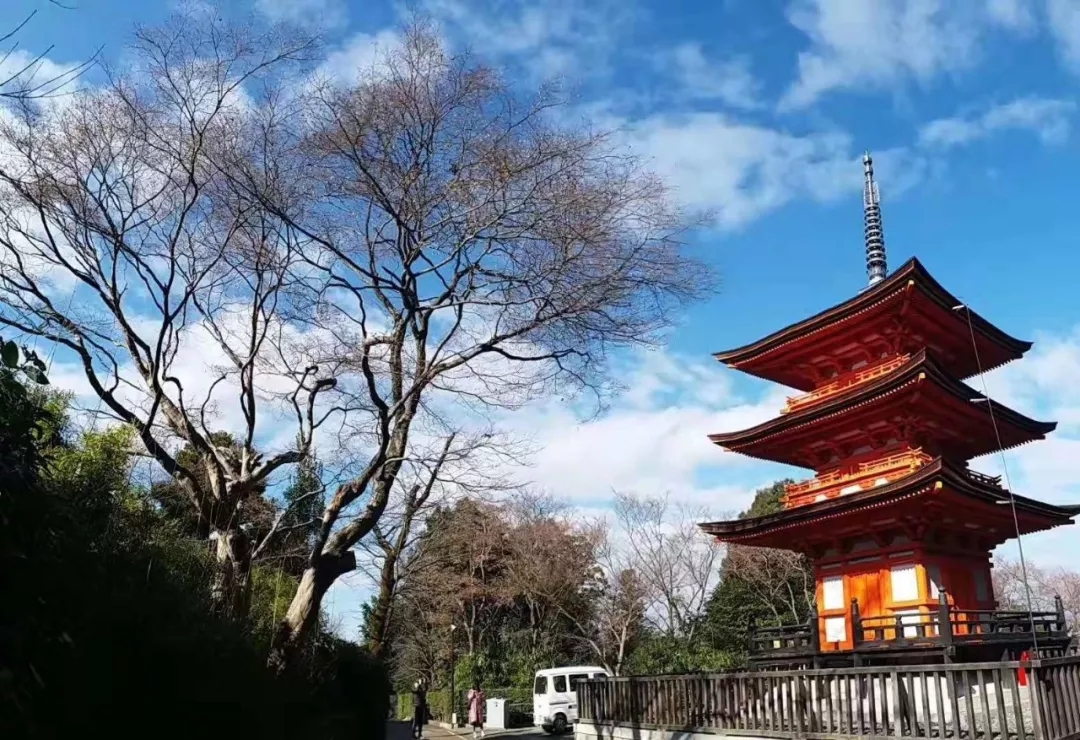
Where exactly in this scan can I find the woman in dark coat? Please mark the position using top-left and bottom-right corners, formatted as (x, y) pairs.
(411, 679), (428, 739)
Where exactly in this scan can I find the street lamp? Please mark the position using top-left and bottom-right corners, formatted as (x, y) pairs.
(449, 624), (457, 727)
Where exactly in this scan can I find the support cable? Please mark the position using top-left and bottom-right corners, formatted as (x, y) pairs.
(954, 302), (1040, 654)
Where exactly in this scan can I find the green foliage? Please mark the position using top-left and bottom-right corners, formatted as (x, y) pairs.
(0, 337), (52, 486)
(0, 368), (387, 739)
(250, 565), (302, 638)
(701, 479), (811, 662)
(276, 442), (325, 576)
(625, 633), (742, 675)
(739, 479), (789, 518)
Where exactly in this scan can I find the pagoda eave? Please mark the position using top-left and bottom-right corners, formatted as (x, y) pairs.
(713, 258), (1031, 390)
(699, 460), (1080, 550)
(708, 351), (1055, 468)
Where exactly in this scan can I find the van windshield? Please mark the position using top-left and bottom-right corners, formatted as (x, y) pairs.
(534, 676), (547, 694)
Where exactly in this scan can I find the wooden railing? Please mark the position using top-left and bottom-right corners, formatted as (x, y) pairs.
(853, 594), (1069, 649)
(783, 354), (909, 414)
(576, 654), (1080, 739)
(749, 620), (819, 657)
(784, 448), (932, 505)
(750, 594), (1070, 660)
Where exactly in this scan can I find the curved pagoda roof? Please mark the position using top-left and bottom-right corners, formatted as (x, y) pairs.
(699, 457), (1080, 551)
(708, 350), (1055, 469)
(713, 258), (1032, 391)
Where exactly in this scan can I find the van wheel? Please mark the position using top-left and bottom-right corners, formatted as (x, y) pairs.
(552, 714), (568, 734)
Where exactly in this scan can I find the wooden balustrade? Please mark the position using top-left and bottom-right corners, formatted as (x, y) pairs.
(783, 354), (909, 414)
(852, 593), (1069, 649)
(785, 448), (932, 502)
(576, 654), (1080, 740)
(748, 593), (1069, 660)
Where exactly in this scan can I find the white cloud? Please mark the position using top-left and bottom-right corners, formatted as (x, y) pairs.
(1047, 0), (1080, 71)
(620, 112), (925, 228)
(987, 0), (1040, 30)
(318, 30), (402, 84)
(0, 49), (86, 99)
(661, 44), (762, 110)
(254, 0), (348, 30)
(780, 0), (1014, 110)
(918, 97), (1076, 148)
(489, 348), (795, 507)
(969, 326), (1080, 567)
(420, 0), (635, 81)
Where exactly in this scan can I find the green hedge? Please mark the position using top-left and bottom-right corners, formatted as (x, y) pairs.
(397, 686), (532, 727)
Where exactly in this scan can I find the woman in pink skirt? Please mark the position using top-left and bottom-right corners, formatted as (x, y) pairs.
(467, 681), (486, 739)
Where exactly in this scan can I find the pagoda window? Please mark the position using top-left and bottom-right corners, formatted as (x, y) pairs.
(824, 616), (846, 643)
(823, 576), (845, 611)
(890, 565), (919, 602)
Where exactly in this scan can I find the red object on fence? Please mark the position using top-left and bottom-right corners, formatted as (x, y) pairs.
(1018, 650), (1030, 686)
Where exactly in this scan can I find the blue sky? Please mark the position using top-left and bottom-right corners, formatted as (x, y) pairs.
(8, 0), (1080, 636)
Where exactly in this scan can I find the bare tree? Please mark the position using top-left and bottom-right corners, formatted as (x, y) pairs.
(614, 491), (723, 640)
(225, 20), (713, 659)
(504, 492), (602, 659)
(583, 560), (648, 676)
(0, 13), (324, 617)
(358, 429), (518, 659)
(722, 545), (815, 625)
(1, 2), (98, 102)
(512, 514), (645, 676)
(994, 557), (1080, 631)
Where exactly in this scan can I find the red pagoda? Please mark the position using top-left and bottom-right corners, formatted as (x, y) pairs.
(700, 153), (1079, 667)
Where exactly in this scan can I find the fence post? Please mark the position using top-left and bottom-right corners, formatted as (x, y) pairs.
(1054, 594), (1066, 633)
(938, 590), (953, 645)
(810, 602), (821, 653)
(851, 598), (862, 646)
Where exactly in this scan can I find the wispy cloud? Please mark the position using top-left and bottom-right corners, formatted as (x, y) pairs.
(918, 97), (1076, 148)
(779, 0), (1016, 110)
(420, 0), (637, 81)
(254, 0), (349, 30)
(659, 43), (763, 110)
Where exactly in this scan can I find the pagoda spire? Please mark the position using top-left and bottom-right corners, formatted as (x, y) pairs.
(862, 151), (887, 286)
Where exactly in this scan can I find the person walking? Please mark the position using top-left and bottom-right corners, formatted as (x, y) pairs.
(411, 679), (428, 739)
(467, 681), (486, 739)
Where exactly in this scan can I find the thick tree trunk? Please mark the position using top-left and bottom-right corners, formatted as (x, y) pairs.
(210, 528), (253, 620)
(366, 550), (399, 660)
(267, 550), (356, 672)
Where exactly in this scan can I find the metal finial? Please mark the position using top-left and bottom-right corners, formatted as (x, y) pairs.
(863, 151), (887, 287)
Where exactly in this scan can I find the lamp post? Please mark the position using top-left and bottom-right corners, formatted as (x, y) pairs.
(449, 624), (457, 727)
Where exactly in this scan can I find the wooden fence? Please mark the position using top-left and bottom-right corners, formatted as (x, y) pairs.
(576, 655), (1080, 739)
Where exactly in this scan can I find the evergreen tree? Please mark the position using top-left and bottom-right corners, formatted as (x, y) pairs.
(277, 442), (325, 577)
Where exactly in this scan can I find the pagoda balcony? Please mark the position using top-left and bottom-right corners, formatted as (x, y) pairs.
(749, 592), (1071, 663)
(784, 448), (932, 508)
(782, 354), (909, 415)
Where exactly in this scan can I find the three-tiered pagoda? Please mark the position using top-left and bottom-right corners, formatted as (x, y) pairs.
(700, 153), (1079, 667)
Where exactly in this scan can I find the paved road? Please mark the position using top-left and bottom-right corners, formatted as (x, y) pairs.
(388, 721), (550, 740)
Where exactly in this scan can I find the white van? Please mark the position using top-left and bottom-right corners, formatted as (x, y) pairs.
(533, 666), (610, 734)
